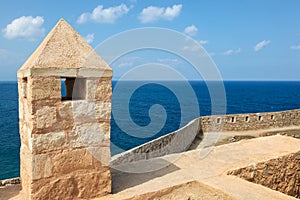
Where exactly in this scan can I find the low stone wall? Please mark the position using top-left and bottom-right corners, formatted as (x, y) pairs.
(227, 151), (300, 198)
(0, 177), (21, 187)
(111, 109), (300, 166)
(110, 118), (202, 166)
(201, 109), (300, 132)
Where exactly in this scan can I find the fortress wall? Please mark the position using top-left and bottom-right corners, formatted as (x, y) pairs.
(111, 109), (300, 166)
(110, 118), (201, 166)
(201, 109), (300, 132)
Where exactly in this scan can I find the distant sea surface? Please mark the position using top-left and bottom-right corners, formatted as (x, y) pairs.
(1, 81), (300, 179)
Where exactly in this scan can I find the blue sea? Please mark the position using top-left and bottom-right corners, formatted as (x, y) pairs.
(1, 81), (300, 179)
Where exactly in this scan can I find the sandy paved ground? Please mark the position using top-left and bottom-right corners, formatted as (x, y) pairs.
(2, 135), (300, 200)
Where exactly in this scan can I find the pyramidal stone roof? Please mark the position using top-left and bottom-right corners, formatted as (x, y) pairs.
(18, 18), (112, 78)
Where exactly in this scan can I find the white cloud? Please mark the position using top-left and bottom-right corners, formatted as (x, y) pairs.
(77, 4), (130, 24)
(184, 25), (198, 36)
(138, 4), (182, 23)
(223, 48), (241, 56)
(254, 40), (271, 52)
(84, 33), (94, 44)
(2, 16), (45, 41)
(199, 40), (208, 45)
(290, 45), (300, 50)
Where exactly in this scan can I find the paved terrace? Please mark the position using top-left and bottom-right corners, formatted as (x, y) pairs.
(100, 135), (300, 200)
(2, 135), (300, 199)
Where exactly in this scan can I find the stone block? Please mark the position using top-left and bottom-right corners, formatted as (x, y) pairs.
(72, 101), (97, 124)
(28, 77), (61, 101)
(88, 146), (111, 167)
(32, 169), (111, 200)
(20, 145), (32, 176)
(76, 170), (111, 198)
(69, 123), (110, 148)
(30, 68), (77, 77)
(95, 79), (112, 102)
(95, 102), (111, 121)
(31, 131), (66, 154)
(32, 176), (79, 200)
(58, 101), (73, 119)
(86, 79), (98, 100)
(72, 100), (111, 122)
(19, 99), (31, 121)
(19, 98), (24, 120)
(78, 68), (112, 78)
(86, 78), (112, 102)
(32, 153), (53, 180)
(20, 122), (31, 148)
(52, 148), (93, 175)
(35, 106), (57, 129)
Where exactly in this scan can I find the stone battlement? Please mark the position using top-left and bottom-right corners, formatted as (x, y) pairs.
(202, 108), (300, 132)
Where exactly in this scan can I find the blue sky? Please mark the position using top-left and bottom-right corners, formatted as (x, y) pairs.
(1, 0), (300, 80)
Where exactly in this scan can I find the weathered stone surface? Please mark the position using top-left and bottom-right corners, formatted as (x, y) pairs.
(52, 148), (93, 175)
(85, 79), (98, 100)
(58, 101), (73, 118)
(32, 176), (78, 200)
(76, 170), (111, 198)
(19, 99), (31, 121)
(95, 78), (112, 102)
(17, 19), (111, 72)
(31, 170), (111, 200)
(78, 68), (113, 78)
(20, 145), (33, 198)
(32, 154), (53, 180)
(88, 146), (111, 167)
(95, 102), (111, 121)
(20, 122), (31, 148)
(228, 151), (300, 198)
(35, 106), (56, 129)
(20, 145), (32, 177)
(28, 77), (61, 101)
(57, 101), (74, 131)
(70, 123), (110, 148)
(29, 99), (58, 116)
(27, 68), (77, 77)
(72, 101), (97, 123)
(31, 131), (66, 153)
(18, 98), (24, 120)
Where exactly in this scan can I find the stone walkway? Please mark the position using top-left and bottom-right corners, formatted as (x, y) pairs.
(2, 135), (300, 199)
(99, 135), (300, 200)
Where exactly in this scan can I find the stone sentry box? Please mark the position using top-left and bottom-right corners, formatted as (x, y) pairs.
(17, 19), (112, 199)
